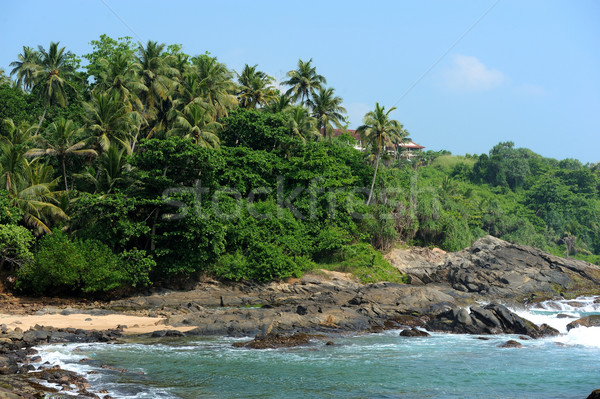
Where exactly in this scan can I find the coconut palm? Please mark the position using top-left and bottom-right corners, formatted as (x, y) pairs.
(192, 54), (238, 120)
(32, 42), (77, 131)
(0, 119), (36, 192)
(237, 64), (277, 109)
(9, 46), (40, 91)
(132, 40), (179, 150)
(93, 52), (144, 112)
(263, 94), (292, 114)
(10, 159), (67, 235)
(0, 69), (13, 86)
(310, 87), (347, 140)
(285, 106), (319, 141)
(74, 143), (131, 194)
(25, 118), (97, 191)
(168, 104), (221, 148)
(283, 58), (326, 107)
(357, 103), (407, 206)
(84, 91), (136, 153)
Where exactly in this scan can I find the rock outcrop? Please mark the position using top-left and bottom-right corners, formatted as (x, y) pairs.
(566, 315), (600, 331)
(386, 235), (600, 302)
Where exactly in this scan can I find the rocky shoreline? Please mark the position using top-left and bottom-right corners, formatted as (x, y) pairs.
(1, 236), (599, 397)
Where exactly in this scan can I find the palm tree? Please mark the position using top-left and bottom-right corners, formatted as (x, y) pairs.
(93, 52), (144, 112)
(0, 119), (35, 192)
(283, 58), (326, 107)
(237, 64), (277, 109)
(357, 103), (407, 206)
(25, 118), (97, 191)
(10, 159), (68, 235)
(0, 69), (10, 86)
(74, 143), (131, 194)
(32, 42), (77, 131)
(263, 94), (292, 113)
(285, 106), (319, 141)
(192, 54), (238, 120)
(133, 40), (179, 150)
(84, 91), (136, 153)
(168, 104), (221, 148)
(9, 46), (40, 91)
(310, 87), (347, 139)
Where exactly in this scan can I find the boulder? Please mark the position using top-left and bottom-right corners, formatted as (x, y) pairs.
(232, 332), (314, 349)
(586, 389), (600, 399)
(566, 315), (600, 331)
(399, 328), (430, 337)
(498, 340), (522, 348)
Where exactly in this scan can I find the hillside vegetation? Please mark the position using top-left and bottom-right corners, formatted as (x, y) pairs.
(1, 36), (598, 296)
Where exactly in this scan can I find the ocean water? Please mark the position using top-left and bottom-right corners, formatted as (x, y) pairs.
(37, 297), (600, 399)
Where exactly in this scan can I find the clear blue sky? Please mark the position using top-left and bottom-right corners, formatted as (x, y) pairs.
(1, 0), (599, 163)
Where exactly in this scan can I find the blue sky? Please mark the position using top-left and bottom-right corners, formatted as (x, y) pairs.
(1, 0), (599, 163)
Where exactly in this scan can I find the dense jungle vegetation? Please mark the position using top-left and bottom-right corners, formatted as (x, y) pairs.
(0, 36), (598, 296)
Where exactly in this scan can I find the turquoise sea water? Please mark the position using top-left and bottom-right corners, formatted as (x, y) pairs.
(39, 297), (600, 399)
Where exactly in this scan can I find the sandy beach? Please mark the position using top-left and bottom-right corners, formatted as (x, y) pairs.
(0, 313), (197, 334)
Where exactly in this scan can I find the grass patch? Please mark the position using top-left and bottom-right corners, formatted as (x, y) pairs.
(315, 243), (408, 284)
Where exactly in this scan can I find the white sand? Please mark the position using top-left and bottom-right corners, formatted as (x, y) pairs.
(0, 313), (196, 334)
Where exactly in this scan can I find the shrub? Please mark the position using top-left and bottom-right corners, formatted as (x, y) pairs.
(16, 231), (152, 296)
(0, 224), (34, 270)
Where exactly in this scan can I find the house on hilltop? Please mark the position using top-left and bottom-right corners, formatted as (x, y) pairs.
(332, 129), (425, 158)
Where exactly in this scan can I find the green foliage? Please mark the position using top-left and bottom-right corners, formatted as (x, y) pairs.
(320, 243), (406, 284)
(0, 85), (30, 124)
(16, 230), (150, 296)
(219, 108), (294, 151)
(84, 34), (136, 82)
(0, 191), (22, 225)
(0, 224), (34, 270)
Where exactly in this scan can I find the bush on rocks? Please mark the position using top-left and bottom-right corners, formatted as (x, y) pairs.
(15, 230), (153, 296)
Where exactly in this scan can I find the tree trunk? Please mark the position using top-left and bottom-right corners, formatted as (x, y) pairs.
(62, 155), (68, 192)
(366, 151), (381, 206)
(34, 107), (47, 135)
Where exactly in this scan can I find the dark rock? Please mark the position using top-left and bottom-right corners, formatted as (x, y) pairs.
(556, 313), (576, 319)
(232, 332), (314, 349)
(475, 336), (490, 340)
(150, 329), (185, 338)
(566, 315), (600, 331)
(296, 305), (308, 316)
(399, 328), (430, 337)
(499, 340), (522, 348)
(325, 341), (334, 346)
(586, 389), (600, 399)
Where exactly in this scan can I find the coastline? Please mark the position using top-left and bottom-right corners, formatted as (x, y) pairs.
(1, 236), (600, 397)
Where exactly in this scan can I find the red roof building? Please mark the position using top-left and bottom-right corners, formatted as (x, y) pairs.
(332, 129), (425, 157)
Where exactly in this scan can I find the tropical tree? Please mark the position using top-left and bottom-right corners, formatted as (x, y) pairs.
(25, 118), (97, 191)
(168, 104), (221, 148)
(133, 40), (179, 149)
(11, 159), (68, 234)
(0, 119), (35, 192)
(84, 91), (136, 153)
(310, 87), (347, 139)
(357, 103), (407, 206)
(283, 58), (326, 107)
(93, 52), (144, 112)
(191, 54), (238, 120)
(31, 42), (77, 130)
(74, 143), (131, 194)
(263, 94), (292, 114)
(9, 46), (40, 91)
(285, 106), (319, 141)
(237, 64), (277, 109)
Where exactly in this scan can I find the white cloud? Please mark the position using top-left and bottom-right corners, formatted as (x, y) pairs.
(442, 54), (506, 92)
